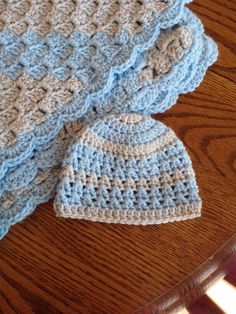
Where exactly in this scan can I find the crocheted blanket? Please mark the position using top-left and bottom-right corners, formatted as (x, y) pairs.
(0, 1), (218, 239)
(0, 0), (190, 169)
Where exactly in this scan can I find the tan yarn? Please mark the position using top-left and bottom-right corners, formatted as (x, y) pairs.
(0, 73), (83, 147)
(79, 127), (177, 157)
(55, 202), (201, 225)
(0, 0), (171, 37)
(141, 26), (192, 81)
(62, 165), (195, 190)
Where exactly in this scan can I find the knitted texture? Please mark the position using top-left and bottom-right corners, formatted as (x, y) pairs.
(54, 114), (201, 224)
(0, 8), (217, 182)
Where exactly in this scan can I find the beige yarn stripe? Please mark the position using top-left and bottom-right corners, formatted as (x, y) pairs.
(61, 166), (195, 190)
(55, 202), (202, 225)
(113, 114), (147, 124)
(79, 128), (177, 157)
(0, 0), (170, 37)
(141, 26), (192, 82)
(0, 73), (83, 116)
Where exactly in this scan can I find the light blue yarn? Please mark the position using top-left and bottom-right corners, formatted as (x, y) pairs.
(0, 171), (58, 239)
(0, 134), (71, 198)
(67, 144), (191, 180)
(89, 117), (167, 144)
(0, 121), (83, 239)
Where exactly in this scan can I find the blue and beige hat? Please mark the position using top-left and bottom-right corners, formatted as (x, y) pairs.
(54, 114), (201, 224)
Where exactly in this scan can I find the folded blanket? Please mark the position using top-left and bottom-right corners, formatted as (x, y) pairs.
(0, 0), (191, 178)
(0, 121), (82, 239)
(0, 2), (218, 239)
(0, 8), (217, 183)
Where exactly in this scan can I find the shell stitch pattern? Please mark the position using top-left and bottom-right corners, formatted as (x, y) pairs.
(0, 23), (218, 193)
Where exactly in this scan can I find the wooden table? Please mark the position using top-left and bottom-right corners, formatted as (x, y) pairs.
(0, 1), (235, 313)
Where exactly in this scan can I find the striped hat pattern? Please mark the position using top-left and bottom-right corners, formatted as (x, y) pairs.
(54, 114), (201, 224)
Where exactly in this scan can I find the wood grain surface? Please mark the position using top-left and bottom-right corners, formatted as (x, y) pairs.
(0, 1), (236, 313)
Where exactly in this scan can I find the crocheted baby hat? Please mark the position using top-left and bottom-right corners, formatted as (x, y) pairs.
(54, 114), (201, 225)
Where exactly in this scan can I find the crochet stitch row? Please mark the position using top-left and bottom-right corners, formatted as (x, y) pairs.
(0, 0), (172, 37)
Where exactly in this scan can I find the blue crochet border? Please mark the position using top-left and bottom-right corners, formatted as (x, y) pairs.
(0, 171), (57, 239)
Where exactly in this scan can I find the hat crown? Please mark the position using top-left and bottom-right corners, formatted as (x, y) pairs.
(78, 114), (171, 157)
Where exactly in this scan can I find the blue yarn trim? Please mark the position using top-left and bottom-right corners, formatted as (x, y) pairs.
(0, 135), (71, 197)
(0, 171), (57, 240)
